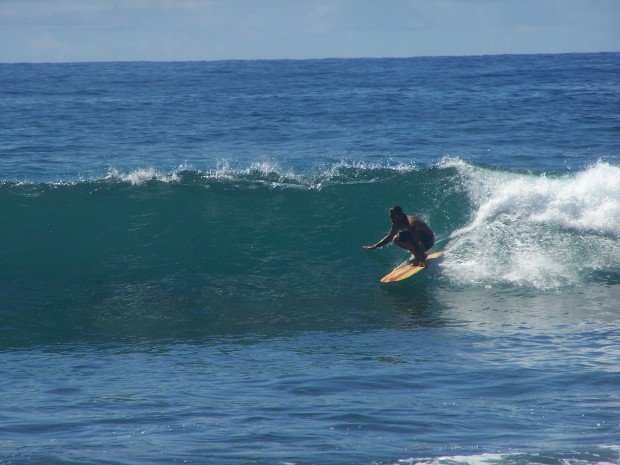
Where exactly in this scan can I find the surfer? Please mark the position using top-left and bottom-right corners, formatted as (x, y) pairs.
(363, 206), (435, 266)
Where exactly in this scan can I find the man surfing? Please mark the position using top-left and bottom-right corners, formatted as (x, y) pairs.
(363, 206), (435, 266)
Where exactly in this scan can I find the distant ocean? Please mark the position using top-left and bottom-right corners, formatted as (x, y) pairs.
(1, 53), (619, 465)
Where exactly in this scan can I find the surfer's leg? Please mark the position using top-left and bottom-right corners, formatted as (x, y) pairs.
(393, 235), (425, 263)
(423, 234), (435, 252)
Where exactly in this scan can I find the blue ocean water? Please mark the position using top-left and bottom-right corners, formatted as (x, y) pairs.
(0, 53), (619, 465)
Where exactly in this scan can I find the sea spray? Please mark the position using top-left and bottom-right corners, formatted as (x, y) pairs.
(442, 160), (620, 288)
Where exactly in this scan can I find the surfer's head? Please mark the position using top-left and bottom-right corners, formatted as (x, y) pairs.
(389, 206), (408, 227)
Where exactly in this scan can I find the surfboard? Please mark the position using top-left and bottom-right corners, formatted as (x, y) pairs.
(380, 250), (444, 283)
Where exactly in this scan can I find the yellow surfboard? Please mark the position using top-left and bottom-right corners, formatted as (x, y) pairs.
(380, 250), (444, 283)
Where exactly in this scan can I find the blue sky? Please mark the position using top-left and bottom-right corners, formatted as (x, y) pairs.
(1, 0), (619, 62)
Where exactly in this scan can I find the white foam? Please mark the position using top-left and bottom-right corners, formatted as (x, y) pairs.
(441, 160), (620, 289)
(396, 453), (505, 465)
(204, 158), (419, 189)
(104, 167), (182, 185)
(210, 160), (298, 183)
(395, 446), (620, 465)
(529, 163), (620, 236)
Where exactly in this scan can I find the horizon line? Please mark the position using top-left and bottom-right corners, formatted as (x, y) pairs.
(1, 50), (618, 66)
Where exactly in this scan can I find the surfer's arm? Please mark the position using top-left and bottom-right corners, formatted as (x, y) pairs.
(363, 227), (397, 250)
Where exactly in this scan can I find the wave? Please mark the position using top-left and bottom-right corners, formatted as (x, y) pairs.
(443, 158), (620, 236)
(441, 159), (620, 289)
(1, 159), (619, 345)
(1, 159), (618, 294)
(397, 443), (620, 465)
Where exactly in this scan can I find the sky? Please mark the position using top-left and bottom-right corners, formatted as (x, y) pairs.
(0, 0), (619, 63)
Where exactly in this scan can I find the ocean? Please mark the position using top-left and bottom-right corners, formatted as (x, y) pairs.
(0, 53), (619, 465)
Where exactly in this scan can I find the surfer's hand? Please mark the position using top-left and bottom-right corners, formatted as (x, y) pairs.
(363, 245), (375, 250)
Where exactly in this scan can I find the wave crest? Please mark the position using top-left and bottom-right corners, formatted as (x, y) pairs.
(443, 160), (620, 289)
(100, 159), (421, 189)
(104, 167), (183, 185)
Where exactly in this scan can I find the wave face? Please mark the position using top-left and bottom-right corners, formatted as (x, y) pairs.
(1, 160), (619, 343)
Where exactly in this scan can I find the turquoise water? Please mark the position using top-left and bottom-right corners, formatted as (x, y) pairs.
(1, 53), (619, 464)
